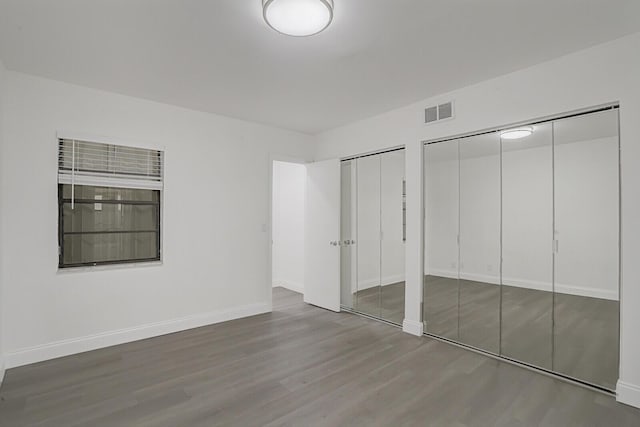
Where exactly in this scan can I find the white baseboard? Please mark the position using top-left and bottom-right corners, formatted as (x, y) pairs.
(427, 270), (618, 300)
(273, 280), (304, 294)
(402, 319), (424, 337)
(355, 274), (405, 291)
(553, 283), (618, 300)
(4, 301), (271, 369)
(617, 380), (640, 409)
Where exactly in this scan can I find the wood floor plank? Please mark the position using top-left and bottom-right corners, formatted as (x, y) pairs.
(0, 287), (638, 426)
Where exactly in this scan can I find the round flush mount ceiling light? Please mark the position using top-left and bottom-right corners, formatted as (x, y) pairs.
(501, 126), (534, 140)
(263, 0), (334, 37)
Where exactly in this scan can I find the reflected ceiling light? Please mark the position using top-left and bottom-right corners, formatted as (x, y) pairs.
(501, 126), (534, 140)
(263, 0), (334, 37)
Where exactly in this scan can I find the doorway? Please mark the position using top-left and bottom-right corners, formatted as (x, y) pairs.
(271, 160), (307, 296)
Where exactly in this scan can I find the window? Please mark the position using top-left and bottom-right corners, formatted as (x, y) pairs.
(57, 138), (163, 268)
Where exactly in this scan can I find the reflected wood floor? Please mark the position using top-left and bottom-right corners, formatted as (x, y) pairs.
(424, 275), (619, 390)
(1, 287), (638, 426)
(352, 276), (618, 389)
(352, 282), (405, 325)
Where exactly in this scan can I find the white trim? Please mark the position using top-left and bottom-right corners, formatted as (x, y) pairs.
(427, 269), (458, 280)
(461, 272), (501, 285)
(58, 173), (163, 190)
(273, 280), (304, 294)
(57, 260), (163, 275)
(402, 319), (424, 336)
(617, 380), (640, 409)
(4, 301), (270, 369)
(356, 274), (405, 291)
(427, 269), (618, 300)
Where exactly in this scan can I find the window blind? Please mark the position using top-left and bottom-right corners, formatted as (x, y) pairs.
(58, 138), (164, 191)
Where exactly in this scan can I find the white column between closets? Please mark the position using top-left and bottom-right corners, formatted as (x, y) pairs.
(402, 138), (424, 336)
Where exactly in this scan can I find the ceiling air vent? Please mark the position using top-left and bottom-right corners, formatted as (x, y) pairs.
(424, 101), (454, 124)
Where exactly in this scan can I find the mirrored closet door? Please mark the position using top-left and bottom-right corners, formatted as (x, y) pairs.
(423, 107), (620, 390)
(340, 160), (356, 310)
(424, 140), (460, 340)
(552, 109), (620, 389)
(340, 149), (406, 325)
(380, 150), (406, 324)
(501, 122), (554, 369)
(458, 133), (501, 354)
(356, 154), (382, 318)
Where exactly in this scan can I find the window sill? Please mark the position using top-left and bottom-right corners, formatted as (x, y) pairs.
(57, 260), (163, 274)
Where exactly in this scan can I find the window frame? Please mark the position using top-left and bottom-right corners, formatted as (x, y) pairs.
(57, 184), (162, 268)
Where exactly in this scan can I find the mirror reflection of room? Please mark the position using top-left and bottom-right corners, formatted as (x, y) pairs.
(340, 149), (406, 325)
(423, 108), (619, 390)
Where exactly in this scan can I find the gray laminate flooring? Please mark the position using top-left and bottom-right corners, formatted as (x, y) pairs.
(352, 275), (618, 389)
(1, 287), (637, 427)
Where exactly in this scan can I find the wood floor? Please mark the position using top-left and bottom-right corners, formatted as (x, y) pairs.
(1, 287), (639, 426)
(354, 276), (620, 389)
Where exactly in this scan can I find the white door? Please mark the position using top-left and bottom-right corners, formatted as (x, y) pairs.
(304, 159), (341, 312)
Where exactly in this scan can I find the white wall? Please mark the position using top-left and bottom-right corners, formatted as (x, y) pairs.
(315, 33), (640, 407)
(555, 137), (619, 299)
(272, 161), (306, 294)
(0, 71), (315, 368)
(0, 58), (6, 384)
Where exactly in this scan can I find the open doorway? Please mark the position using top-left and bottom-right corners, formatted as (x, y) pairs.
(271, 160), (306, 300)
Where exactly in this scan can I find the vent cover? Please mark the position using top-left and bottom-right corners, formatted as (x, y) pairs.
(425, 106), (438, 124)
(424, 101), (454, 124)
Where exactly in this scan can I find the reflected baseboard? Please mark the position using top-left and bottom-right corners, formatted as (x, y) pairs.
(426, 269), (618, 301)
(354, 274), (405, 292)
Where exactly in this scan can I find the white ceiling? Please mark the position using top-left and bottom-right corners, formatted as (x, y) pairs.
(1, 0), (638, 134)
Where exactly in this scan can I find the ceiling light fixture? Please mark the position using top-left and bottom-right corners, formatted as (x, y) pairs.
(263, 0), (334, 37)
(501, 126), (534, 140)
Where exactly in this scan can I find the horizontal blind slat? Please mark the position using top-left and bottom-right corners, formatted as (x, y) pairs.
(58, 138), (164, 188)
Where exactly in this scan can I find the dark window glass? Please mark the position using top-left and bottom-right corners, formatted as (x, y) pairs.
(58, 184), (160, 267)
